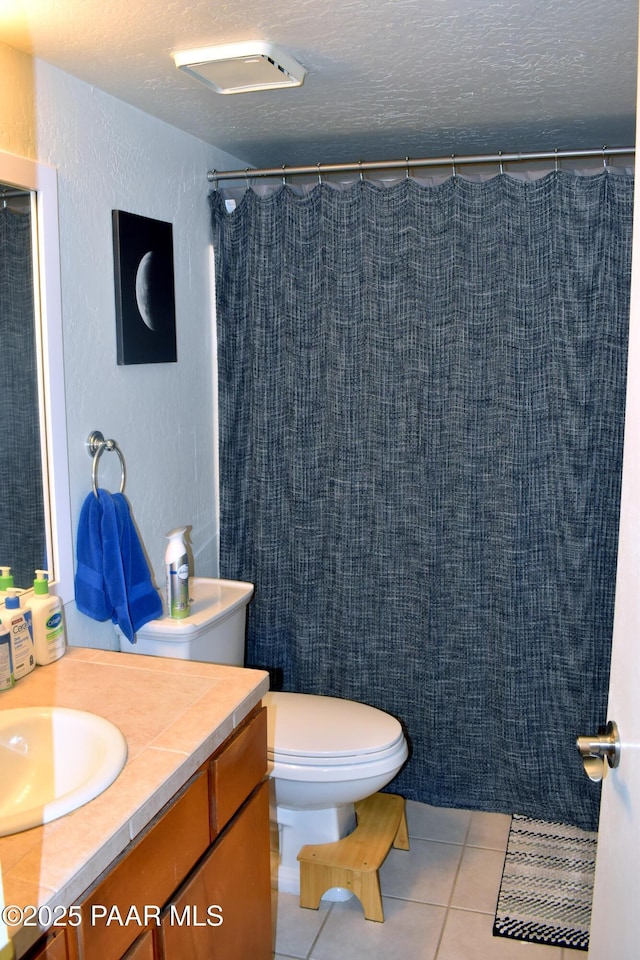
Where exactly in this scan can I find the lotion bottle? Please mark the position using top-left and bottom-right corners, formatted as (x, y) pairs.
(2, 590), (34, 680)
(165, 527), (190, 619)
(0, 622), (13, 691)
(0, 567), (14, 600)
(27, 570), (66, 665)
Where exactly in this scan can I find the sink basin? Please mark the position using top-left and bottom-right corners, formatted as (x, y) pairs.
(0, 707), (127, 837)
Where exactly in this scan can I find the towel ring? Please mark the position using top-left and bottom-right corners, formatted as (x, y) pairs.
(86, 430), (126, 498)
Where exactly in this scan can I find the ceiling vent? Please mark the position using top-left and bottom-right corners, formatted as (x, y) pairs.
(172, 41), (307, 95)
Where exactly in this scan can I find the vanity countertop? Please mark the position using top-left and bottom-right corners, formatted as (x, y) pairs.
(0, 646), (270, 957)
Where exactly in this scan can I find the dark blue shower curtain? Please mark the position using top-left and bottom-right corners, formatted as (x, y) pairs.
(0, 206), (45, 588)
(210, 171), (632, 831)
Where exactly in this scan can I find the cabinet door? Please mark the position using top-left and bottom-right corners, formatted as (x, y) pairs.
(122, 930), (155, 960)
(22, 927), (71, 960)
(159, 781), (271, 960)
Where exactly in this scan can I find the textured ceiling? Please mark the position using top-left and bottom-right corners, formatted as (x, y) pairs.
(0, 0), (637, 171)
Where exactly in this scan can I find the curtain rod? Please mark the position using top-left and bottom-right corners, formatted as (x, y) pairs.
(207, 145), (635, 183)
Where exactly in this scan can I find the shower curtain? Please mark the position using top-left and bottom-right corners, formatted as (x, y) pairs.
(0, 205), (45, 588)
(210, 169), (632, 831)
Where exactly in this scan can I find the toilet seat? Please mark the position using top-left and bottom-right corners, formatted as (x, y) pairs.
(264, 691), (406, 768)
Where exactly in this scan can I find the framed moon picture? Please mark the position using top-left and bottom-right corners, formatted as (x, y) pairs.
(112, 210), (177, 365)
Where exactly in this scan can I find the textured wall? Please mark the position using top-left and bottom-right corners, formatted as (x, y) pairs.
(0, 41), (245, 647)
(0, 0), (636, 167)
(0, 42), (38, 159)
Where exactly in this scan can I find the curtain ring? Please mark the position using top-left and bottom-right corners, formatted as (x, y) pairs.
(282, 164), (287, 186)
(405, 157), (410, 179)
(317, 163), (323, 185)
(244, 168), (252, 190)
(602, 145), (608, 169)
(451, 155), (457, 178)
(554, 149), (559, 174)
(358, 161), (364, 183)
(498, 151), (504, 175)
(210, 169), (218, 190)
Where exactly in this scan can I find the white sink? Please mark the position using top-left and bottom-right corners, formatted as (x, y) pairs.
(0, 707), (127, 837)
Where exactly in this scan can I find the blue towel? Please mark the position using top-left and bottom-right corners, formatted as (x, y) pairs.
(75, 489), (162, 642)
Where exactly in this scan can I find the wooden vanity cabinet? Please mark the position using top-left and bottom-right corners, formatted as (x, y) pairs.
(21, 704), (271, 960)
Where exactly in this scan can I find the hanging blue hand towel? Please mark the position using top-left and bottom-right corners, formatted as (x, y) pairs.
(75, 488), (162, 642)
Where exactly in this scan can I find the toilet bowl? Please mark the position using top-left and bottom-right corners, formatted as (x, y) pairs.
(264, 691), (408, 896)
(116, 578), (408, 896)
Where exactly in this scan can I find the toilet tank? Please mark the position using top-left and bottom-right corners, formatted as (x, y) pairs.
(115, 577), (254, 665)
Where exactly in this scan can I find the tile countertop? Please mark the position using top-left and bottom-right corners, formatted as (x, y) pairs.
(0, 646), (270, 957)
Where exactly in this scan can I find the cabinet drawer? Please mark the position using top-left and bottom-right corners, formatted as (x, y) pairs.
(209, 706), (267, 836)
(76, 769), (210, 960)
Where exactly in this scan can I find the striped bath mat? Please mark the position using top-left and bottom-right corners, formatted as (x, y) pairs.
(493, 814), (598, 951)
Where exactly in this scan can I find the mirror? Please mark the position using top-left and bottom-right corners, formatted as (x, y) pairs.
(0, 150), (73, 604)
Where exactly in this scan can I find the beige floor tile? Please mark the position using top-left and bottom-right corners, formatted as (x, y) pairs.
(450, 846), (507, 914)
(274, 890), (331, 959)
(379, 837), (463, 905)
(437, 909), (565, 960)
(466, 810), (512, 850)
(309, 896), (446, 960)
(405, 801), (471, 844)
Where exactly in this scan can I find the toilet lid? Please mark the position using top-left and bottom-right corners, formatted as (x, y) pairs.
(264, 691), (405, 765)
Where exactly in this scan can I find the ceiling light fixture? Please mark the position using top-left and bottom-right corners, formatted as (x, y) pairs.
(172, 41), (307, 95)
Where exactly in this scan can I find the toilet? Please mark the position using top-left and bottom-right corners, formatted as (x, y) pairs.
(263, 690), (408, 895)
(116, 577), (408, 896)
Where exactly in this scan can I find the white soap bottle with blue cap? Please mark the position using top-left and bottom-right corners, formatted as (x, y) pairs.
(1, 589), (35, 680)
(0, 619), (13, 690)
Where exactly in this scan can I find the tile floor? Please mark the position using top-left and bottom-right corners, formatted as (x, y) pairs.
(272, 800), (570, 960)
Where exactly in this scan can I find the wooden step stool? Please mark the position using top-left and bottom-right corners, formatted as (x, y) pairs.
(297, 792), (409, 922)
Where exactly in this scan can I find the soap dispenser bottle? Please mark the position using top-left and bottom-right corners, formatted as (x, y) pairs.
(1, 589), (35, 680)
(26, 570), (66, 665)
(0, 620), (13, 690)
(165, 527), (190, 619)
(0, 567), (14, 600)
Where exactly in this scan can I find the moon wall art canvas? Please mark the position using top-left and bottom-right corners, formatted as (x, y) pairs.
(112, 210), (177, 364)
